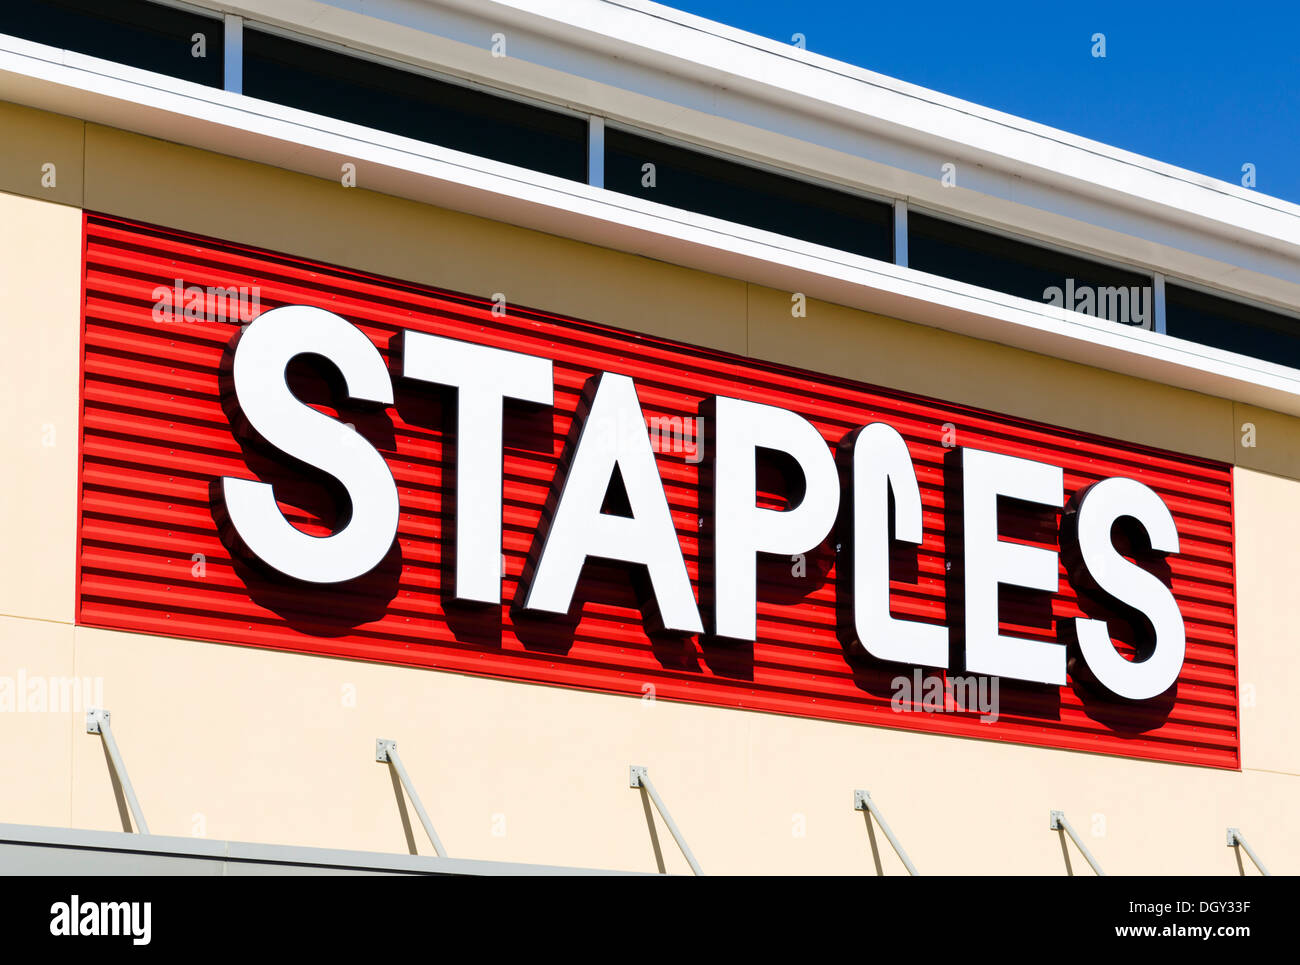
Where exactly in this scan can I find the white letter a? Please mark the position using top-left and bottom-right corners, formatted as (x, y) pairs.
(524, 373), (702, 634)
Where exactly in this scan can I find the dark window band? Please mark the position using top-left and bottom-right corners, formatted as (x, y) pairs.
(603, 128), (894, 262)
(908, 212), (1153, 326)
(0, 0), (223, 88)
(242, 29), (588, 183)
(1166, 284), (1300, 370)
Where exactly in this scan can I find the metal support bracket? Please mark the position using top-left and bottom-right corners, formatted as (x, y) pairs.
(1050, 810), (1105, 876)
(854, 790), (919, 875)
(375, 739), (446, 857)
(1227, 827), (1271, 876)
(85, 708), (149, 835)
(629, 765), (703, 875)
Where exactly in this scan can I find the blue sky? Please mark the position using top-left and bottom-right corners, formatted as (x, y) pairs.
(663, 0), (1300, 205)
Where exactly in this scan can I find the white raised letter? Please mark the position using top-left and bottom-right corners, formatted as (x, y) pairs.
(853, 423), (948, 666)
(525, 373), (701, 633)
(962, 447), (1064, 684)
(400, 331), (553, 604)
(712, 396), (839, 640)
(1072, 477), (1184, 699)
(220, 305), (398, 583)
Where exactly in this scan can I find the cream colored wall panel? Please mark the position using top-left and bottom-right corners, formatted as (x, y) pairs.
(0, 615), (76, 828)
(0, 101), (83, 206)
(1232, 466), (1300, 777)
(81, 124), (749, 355)
(742, 710), (1290, 876)
(64, 625), (1289, 875)
(0, 192), (80, 624)
(746, 284), (1236, 463)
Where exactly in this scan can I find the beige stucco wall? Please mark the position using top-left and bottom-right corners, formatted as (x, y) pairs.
(0, 101), (1295, 873)
(0, 191), (81, 625)
(52, 623), (1295, 875)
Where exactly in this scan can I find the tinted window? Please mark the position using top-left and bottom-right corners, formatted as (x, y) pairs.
(909, 212), (1153, 327)
(604, 128), (893, 261)
(1166, 284), (1300, 369)
(0, 0), (223, 87)
(243, 29), (588, 182)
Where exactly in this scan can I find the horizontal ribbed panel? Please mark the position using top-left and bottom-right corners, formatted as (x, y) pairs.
(77, 214), (1239, 767)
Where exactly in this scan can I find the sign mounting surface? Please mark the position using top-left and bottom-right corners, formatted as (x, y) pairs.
(76, 214), (1240, 767)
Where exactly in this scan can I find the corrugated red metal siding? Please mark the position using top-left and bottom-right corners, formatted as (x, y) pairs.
(76, 214), (1240, 767)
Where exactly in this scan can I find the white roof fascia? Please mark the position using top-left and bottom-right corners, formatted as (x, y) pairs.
(202, 0), (1300, 310)
(4, 36), (1300, 417)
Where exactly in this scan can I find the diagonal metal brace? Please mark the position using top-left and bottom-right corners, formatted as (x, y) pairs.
(86, 708), (149, 835)
(630, 765), (703, 875)
(1227, 827), (1271, 876)
(1050, 810), (1105, 876)
(377, 739), (446, 858)
(854, 790), (919, 875)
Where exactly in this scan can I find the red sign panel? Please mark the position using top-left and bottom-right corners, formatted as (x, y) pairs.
(76, 214), (1240, 767)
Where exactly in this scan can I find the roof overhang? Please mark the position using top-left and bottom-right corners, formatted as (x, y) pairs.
(214, 0), (1300, 305)
(4, 32), (1300, 414)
